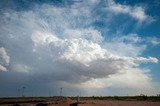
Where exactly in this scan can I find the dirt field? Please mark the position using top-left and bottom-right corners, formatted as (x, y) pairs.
(1, 97), (160, 106)
(78, 100), (160, 106)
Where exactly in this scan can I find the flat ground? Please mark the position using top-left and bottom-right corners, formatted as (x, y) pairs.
(78, 100), (160, 106)
(0, 96), (160, 106)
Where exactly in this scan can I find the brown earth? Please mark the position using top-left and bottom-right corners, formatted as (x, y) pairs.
(1, 98), (160, 106)
(78, 100), (160, 106)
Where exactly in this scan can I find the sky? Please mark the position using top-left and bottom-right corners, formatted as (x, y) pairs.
(0, 0), (160, 97)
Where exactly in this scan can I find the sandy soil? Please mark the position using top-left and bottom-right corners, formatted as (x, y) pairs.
(33, 99), (160, 106)
(78, 100), (160, 106)
(1, 98), (160, 106)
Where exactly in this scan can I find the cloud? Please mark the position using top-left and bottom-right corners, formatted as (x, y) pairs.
(105, 34), (160, 58)
(12, 64), (31, 73)
(0, 47), (10, 71)
(134, 57), (158, 64)
(106, 68), (152, 89)
(107, 0), (152, 22)
(0, 65), (7, 72)
(146, 37), (160, 45)
(30, 29), (158, 89)
(104, 35), (145, 57)
(0, 0), (159, 96)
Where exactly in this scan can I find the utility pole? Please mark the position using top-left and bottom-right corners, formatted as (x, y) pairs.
(17, 88), (20, 97)
(60, 88), (62, 96)
(80, 91), (81, 97)
(22, 86), (26, 97)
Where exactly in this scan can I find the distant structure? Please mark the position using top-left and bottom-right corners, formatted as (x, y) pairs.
(77, 96), (79, 103)
(22, 86), (26, 97)
(17, 88), (20, 97)
(157, 94), (160, 96)
(140, 94), (145, 96)
(60, 88), (62, 96)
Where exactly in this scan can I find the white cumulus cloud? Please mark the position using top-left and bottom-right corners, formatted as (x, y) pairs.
(0, 47), (10, 71)
(107, 0), (152, 22)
